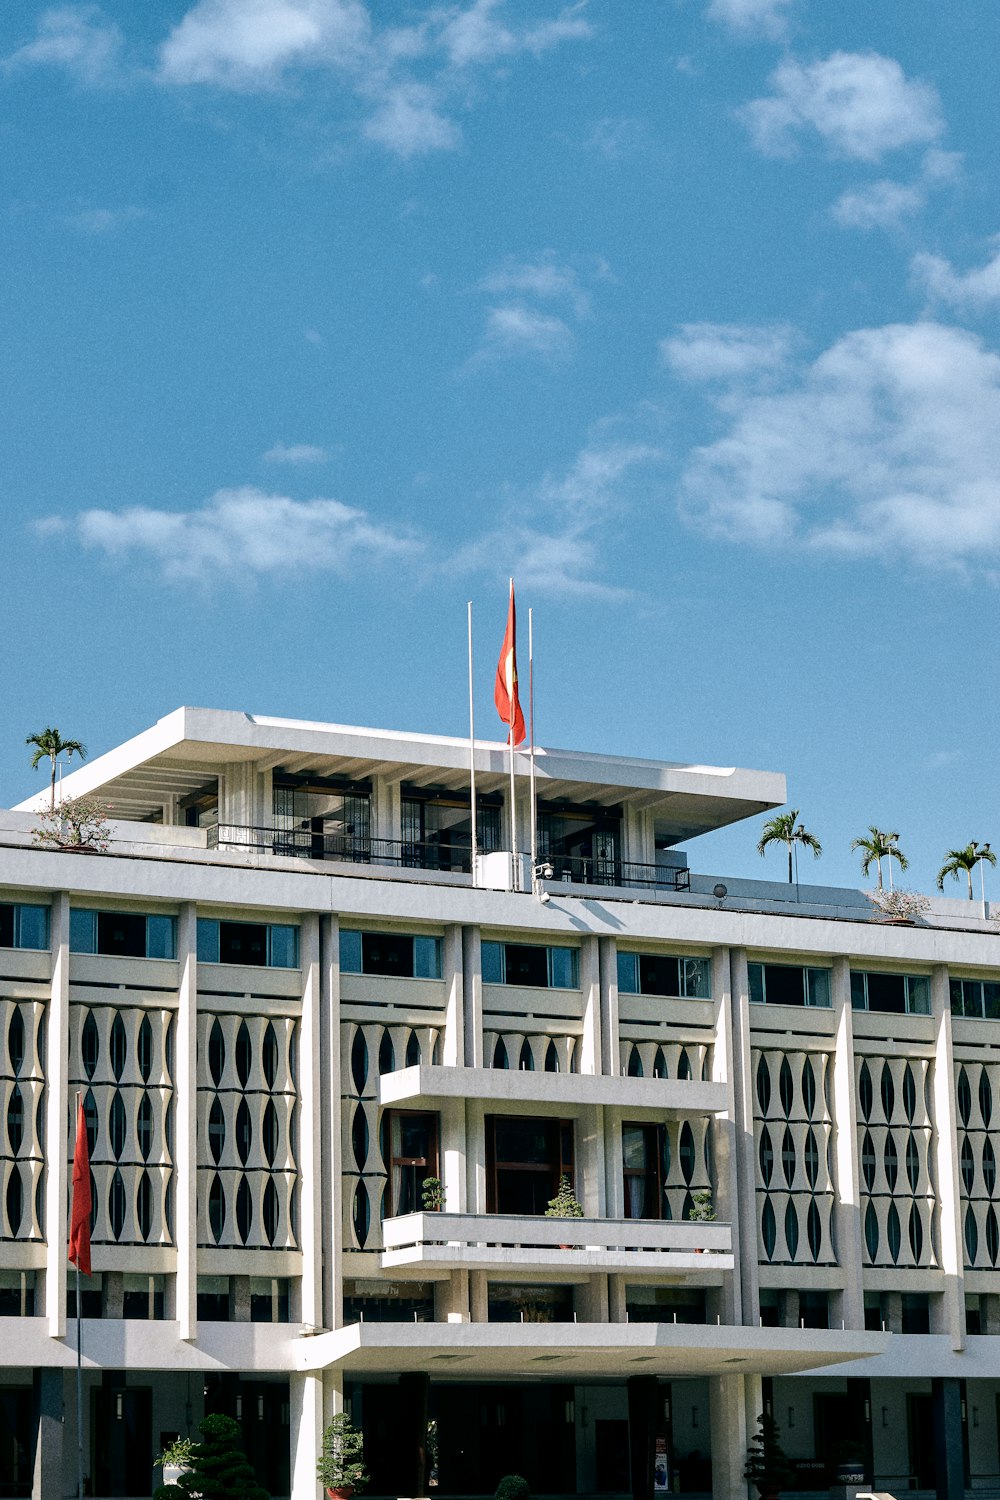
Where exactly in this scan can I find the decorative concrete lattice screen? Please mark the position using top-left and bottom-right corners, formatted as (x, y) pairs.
(856, 1054), (936, 1269)
(341, 1021), (441, 1252)
(196, 1012), (298, 1251)
(956, 1059), (1000, 1269)
(484, 1031), (576, 1073)
(68, 1004), (173, 1247)
(622, 1039), (711, 1083)
(752, 1048), (837, 1267)
(1, 999), (45, 1241)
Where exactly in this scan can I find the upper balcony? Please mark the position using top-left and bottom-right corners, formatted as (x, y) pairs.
(380, 1209), (733, 1276)
(379, 1064), (725, 1116)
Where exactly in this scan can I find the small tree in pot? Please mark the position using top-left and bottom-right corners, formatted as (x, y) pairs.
(153, 1414), (267, 1500)
(317, 1412), (368, 1500)
(545, 1175), (583, 1219)
(744, 1413), (794, 1500)
(421, 1176), (444, 1211)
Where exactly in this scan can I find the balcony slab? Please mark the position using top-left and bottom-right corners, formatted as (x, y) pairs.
(378, 1065), (725, 1116)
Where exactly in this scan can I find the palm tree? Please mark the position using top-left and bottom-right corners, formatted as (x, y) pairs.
(937, 842), (996, 901)
(851, 827), (908, 890)
(757, 809), (823, 884)
(26, 727), (87, 810)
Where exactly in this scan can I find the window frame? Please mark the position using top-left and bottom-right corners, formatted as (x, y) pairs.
(338, 929), (442, 979)
(382, 1110), (440, 1218)
(748, 961), (832, 1008)
(197, 918), (299, 968)
(71, 908), (176, 960)
(851, 969), (931, 1016)
(616, 950), (711, 999)
(0, 903), (49, 951)
(480, 940), (580, 990)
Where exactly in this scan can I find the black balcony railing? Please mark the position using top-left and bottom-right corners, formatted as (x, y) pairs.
(208, 825), (691, 892)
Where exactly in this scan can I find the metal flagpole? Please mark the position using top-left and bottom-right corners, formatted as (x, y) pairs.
(468, 602), (478, 884)
(75, 1090), (84, 1500)
(507, 580), (518, 885)
(528, 608), (537, 876)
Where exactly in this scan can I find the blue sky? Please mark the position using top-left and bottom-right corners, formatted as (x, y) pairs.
(2, 0), (999, 894)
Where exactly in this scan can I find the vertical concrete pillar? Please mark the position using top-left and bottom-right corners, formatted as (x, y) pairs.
(32, 1368), (63, 1500)
(321, 913), (343, 1329)
(289, 1371), (325, 1500)
(45, 892), (70, 1337)
(440, 1098), (466, 1212)
(728, 947), (760, 1327)
(604, 1111), (625, 1219)
(831, 956), (864, 1330)
(709, 1374), (748, 1500)
(931, 964), (965, 1350)
(469, 1270), (488, 1322)
(932, 1378), (965, 1500)
(399, 1372), (431, 1497)
(465, 1100), (486, 1215)
(711, 945), (741, 1325)
(608, 1273), (627, 1323)
(462, 927), (484, 1069)
(599, 936), (621, 1080)
(176, 902), (198, 1340)
(442, 925), (465, 1067)
(373, 775), (400, 845)
(580, 936), (602, 1076)
(627, 1375), (658, 1500)
(579, 1104), (605, 1216)
(299, 914), (322, 1329)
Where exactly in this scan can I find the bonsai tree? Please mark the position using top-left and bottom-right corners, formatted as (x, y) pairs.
(26, 727), (87, 810)
(937, 842), (996, 900)
(744, 1413), (795, 1500)
(32, 796), (111, 853)
(317, 1412), (368, 1497)
(757, 811), (822, 884)
(686, 1187), (717, 1222)
(496, 1478), (530, 1500)
(851, 827), (908, 890)
(421, 1175), (444, 1211)
(866, 888), (930, 923)
(153, 1412), (268, 1500)
(545, 1175), (583, 1218)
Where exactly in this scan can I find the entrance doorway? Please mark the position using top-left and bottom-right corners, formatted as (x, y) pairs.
(91, 1384), (152, 1497)
(907, 1394), (935, 1490)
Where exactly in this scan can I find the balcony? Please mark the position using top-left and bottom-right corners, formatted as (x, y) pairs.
(380, 1211), (733, 1275)
(379, 1064), (725, 1116)
(209, 825), (692, 894)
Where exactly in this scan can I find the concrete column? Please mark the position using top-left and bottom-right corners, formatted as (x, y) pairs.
(831, 956), (864, 1330)
(575, 1275), (609, 1323)
(709, 1374), (748, 1500)
(465, 1100), (486, 1214)
(299, 914), (322, 1329)
(580, 936), (602, 1076)
(289, 1371), (325, 1500)
(608, 1273), (627, 1323)
(469, 1270), (488, 1322)
(579, 1104), (605, 1217)
(399, 1372), (431, 1497)
(627, 1375), (658, 1500)
(322, 914), (343, 1329)
(442, 925), (465, 1068)
(437, 1270), (470, 1323)
(176, 902), (198, 1340)
(102, 1271), (123, 1318)
(931, 964), (965, 1350)
(932, 1377), (965, 1500)
(728, 947), (760, 1327)
(220, 761), (265, 826)
(599, 936), (621, 1079)
(462, 927), (484, 1069)
(710, 945), (740, 1324)
(45, 892), (70, 1337)
(440, 1097), (466, 1212)
(604, 1110), (625, 1219)
(374, 776), (401, 844)
(32, 1368), (63, 1500)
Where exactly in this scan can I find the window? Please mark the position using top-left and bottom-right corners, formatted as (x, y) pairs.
(342, 1280), (435, 1324)
(901, 1292), (931, 1334)
(0, 1271), (35, 1317)
(272, 779), (370, 860)
(339, 930), (442, 979)
(197, 919), (299, 968)
(487, 1115), (574, 1216)
(381, 1111), (439, 1217)
(481, 941), (579, 989)
(196, 1276), (230, 1321)
(0, 905), (48, 951)
(250, 1277), (290, 1323)
(400, 790), (501, 873)
(851, 971), (930, 1015)
(536, 802), (622, 884)
(748, 962), (831, 1007)
(951, 978), (1000, 1020)
(71, 910), (176, 959)
(487, 1283), (574, 1323)
(122, 1275), (165, 1320)
(617, 952), (711, 999)
(622, 1124), (669, 1220)
(625, 1287), (706, 1325)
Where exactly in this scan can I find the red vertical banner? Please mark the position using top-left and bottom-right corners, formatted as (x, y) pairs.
(68, 1096), (92, 1277)
(494, 580), (526, 747)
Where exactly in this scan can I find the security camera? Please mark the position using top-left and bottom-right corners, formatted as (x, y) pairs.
(538, 890), (551, 904)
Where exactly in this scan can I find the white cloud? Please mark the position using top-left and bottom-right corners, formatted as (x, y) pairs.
(2, 5), (124, 85)
(705, 0), (793, 40)
(481, 255), (590, 316)
(361, 82), (461, 156)
(65, 204), (145, 234)
(740, 52), (943, 162)
(673, 321), (1000, 569)
(158, 0), (370, 87)
(661, 323), (796, 382)
(45, 487), (418, 583)
(262, 442), (329, 463)
(439, 0), (591, 68)
(588, 116), (645, 162)
(538, 442), (660, 516)
(468, 252), (605, 365)
(475, 304), (574, 360)
(831, 179), (925, 231)
(911, 239), (1000, 310)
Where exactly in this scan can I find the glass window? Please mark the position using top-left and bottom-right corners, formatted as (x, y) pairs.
(806, 969), (831, 1007)
(682, 958), (712, 998)
(504, 944), (549, 987)
(145, 916), (176, 960)
(16, 906), (48, 950)
(488, 1115), (574, 1216)
(0, 906), (12, 948)
(384, 1111), (439, 1216)
(70, 909), (97, 953)
(481, 940), (503, 984)
(487, 1283), (574, 1323)
(122, 1274), (164, 1320)
(250, 1277), (290, 1323)
(548, 947), (578, 989)
(197, 918), (220, 964)
(342, 1280), (435, 1324)
(267, 925), (299, 969)
(362, 932), (414, 977)
(196, 1275), (230, 1321)
(748, 963), (765, 1006)
(749, 962), (830, 1008)
(907, 975), (931, 1015)
(854, 971), (931, 1016)
(852, 971), (867, 1008)
(0, 1270), (35, 1317)
(219, 920), (267, 966)
(617, 953), (639, 993)
(339, 929), (362, 973)
(413, 937), (442, 979)
(96, 911), (148, 958)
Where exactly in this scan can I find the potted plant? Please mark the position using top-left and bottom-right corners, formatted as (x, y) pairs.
(32, 795), (112, 854)
(545, 1174), (583, 1247)
(834, 1440), (867, 1486)
(866, 888), (929, 924)
(686, 1187), (716, 1249)
(744, 1413), (795, 1500)
(155, 1437), (195, 1489)
(495, 1477), (530, 1500)
(421, 1175), (444, 1211)
(154, 1414), (266, 1499)
(317, 1412), (368, 1500)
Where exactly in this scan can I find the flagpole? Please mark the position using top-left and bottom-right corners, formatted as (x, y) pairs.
(75, 1090), (84, 1500)
(468, 601), (478, 884)
(507, 579), (518, 886)
(528, 608), (537, 880)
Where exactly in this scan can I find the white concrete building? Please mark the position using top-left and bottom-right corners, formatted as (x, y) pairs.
(1, 705), (997, 1500)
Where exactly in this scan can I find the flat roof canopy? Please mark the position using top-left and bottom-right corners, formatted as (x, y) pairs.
(13, 705), (785, 844)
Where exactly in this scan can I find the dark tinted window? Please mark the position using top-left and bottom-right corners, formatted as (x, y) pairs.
(763, 965), (806, 1006)
(866, 973), (907, 1014)
(0, 907), (13, 948)
(503, 945), (549, 987)
(639, 954), (681, 996)
(96, 912), (148, 958)
(218, 922), (267, 966)
(362, 932), (414, 977)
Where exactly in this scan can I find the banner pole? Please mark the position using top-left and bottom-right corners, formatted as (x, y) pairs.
(75, 1090), (84, 1500)
(507, 580), (518, 886)
(468, 601), (478, 883)
(528, 608), (537, 878)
